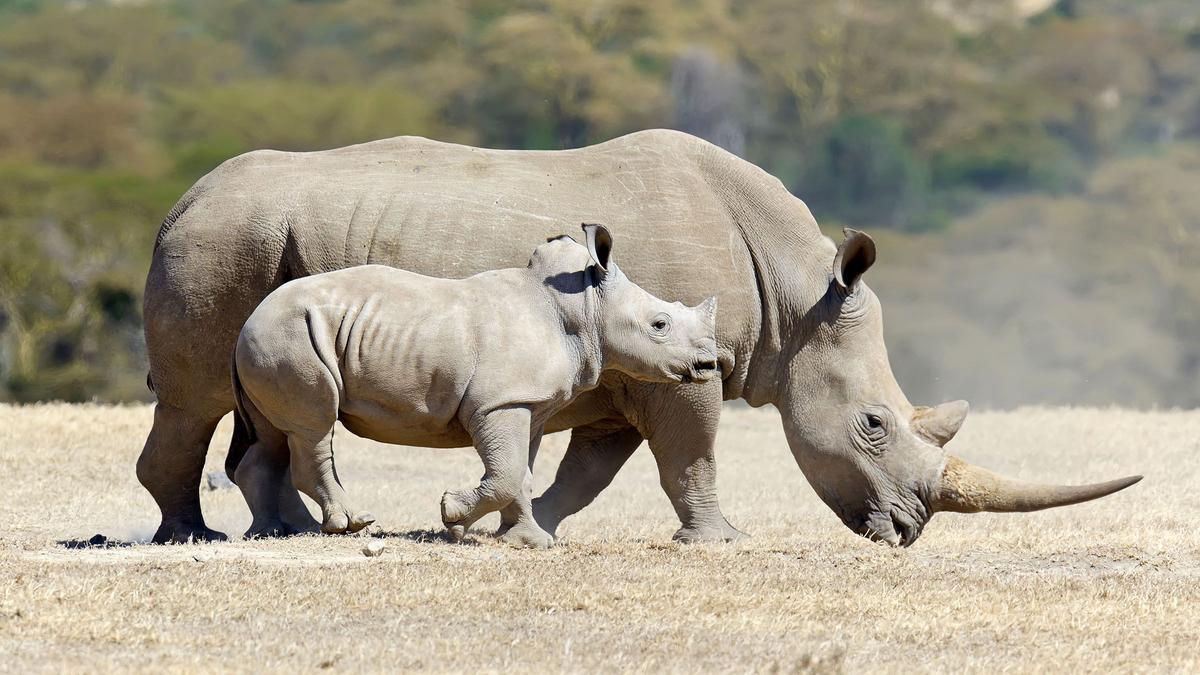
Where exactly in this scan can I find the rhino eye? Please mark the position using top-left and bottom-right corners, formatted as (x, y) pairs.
(860, 411), (888, 439)
(650, 314), (671, 334)
(855, 410), (889, 455)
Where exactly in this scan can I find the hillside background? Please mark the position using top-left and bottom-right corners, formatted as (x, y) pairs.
(0, 0), (1196, 408)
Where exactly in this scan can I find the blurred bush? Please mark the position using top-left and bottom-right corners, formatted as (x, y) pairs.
(0, 0), (1197, 405)
(802, 115), (934, 232)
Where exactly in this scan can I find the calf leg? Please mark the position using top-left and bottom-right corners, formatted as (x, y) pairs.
(137, 403), (227, 543)
(495, 427), (542, 536)
(289, 429), (375, 534)
(496, 429), (554, 548)
(441, 408), (552, 548)
(528, 421), (643, 537)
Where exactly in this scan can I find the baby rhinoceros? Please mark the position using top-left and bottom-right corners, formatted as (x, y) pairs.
(231, 224), (719, 548)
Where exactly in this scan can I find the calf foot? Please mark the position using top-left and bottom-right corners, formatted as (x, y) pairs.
(440, 489), (474, 524)
(349, 511), (376, 533)
(498, 522), (555, 549)
(440, 489), (481, 542)
(321, 505), (376, 534)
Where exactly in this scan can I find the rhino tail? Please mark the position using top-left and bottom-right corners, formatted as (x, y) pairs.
(226, 353), (259, 482)
(232, 353), (254, 437)
(230, 352), (258, 446)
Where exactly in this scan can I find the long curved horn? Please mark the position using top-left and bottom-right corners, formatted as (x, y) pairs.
(934, 456), (1142, 513)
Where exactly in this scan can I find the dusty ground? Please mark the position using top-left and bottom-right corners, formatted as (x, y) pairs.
(0, 404), (1195, 673)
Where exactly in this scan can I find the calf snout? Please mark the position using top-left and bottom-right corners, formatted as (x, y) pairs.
(687, 359), (719, 384)
(684, 340), (721, 383)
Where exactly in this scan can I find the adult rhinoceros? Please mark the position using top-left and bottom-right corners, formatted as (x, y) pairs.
(138, 129), (1140, 545)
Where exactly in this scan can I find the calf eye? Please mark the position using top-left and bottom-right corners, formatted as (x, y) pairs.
(650, 314), (671, 334)
(866, 414), (883, 429)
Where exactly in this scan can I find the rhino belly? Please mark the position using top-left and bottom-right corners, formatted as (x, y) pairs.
(338, 405), (473, 448)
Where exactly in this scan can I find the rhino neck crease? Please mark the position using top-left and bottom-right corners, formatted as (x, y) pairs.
(534, 268), (604, 395)
(694, 143), (836, 408)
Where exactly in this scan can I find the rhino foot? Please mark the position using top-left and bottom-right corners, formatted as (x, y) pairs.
(440, 489), (474, 525)
(244, 520), (299, 539)
(321, 508), (376, 535)
(446, 523), (469, 543)
(498, 523), (555, 549)
(442, 488), (535, 544)
(671, 520), (749, 544)
(278, 482), (321, 534)
(152, 520), (228, 545)
(441, 489), (482, 542)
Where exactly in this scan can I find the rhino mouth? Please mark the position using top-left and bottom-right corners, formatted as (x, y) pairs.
(849, 511), (925, 548)
(678, 360), (719, 384)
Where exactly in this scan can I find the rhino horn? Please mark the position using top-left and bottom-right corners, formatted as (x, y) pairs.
(933, 455), (1142, 513)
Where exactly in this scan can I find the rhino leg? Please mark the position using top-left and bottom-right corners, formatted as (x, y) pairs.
(495, 431), (554, 549)
(497, 468), (554, 549)
(442, 408), (553, 548)
(227, 413), (320, 535)
(236, 435), (291, 538)
(277, 466), (320, 533)
(632, 379), (747, 543)
(289, 429), (375, 534)
(530, 421), (643, 537)
(137, 403), (228, 544)
(494, 467), (530, 537)
(495, 428), (540, 536)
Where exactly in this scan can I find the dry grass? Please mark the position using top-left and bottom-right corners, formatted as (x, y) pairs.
(0, 404), (1196, 673)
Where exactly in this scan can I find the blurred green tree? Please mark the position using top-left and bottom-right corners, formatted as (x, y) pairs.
(0, 0), (1198, 403)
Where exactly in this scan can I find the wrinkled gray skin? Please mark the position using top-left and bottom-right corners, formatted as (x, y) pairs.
(140, 129), (1140, 547)
(230, 225), (717, 547)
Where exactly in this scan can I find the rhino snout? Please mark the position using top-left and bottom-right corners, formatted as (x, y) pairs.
(681, 357), (719, 384)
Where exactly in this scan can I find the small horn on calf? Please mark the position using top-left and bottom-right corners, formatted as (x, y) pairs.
(933, 455), (1143, 513)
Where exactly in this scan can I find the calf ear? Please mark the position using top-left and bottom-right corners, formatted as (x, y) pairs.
(833, 228), (876, 291)
(582, 223), (614, 274)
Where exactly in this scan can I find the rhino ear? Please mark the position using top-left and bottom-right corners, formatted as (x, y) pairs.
(833, 228), (876, 291)
(582, 223), (613, 274)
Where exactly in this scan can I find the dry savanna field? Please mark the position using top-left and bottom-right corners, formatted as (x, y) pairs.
(0, 403), (1196, 673)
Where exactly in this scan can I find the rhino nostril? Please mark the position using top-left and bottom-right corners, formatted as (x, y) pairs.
(694, 360), (717, 372)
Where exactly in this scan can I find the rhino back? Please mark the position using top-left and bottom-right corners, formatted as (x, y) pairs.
(148, 130), (790, 405)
